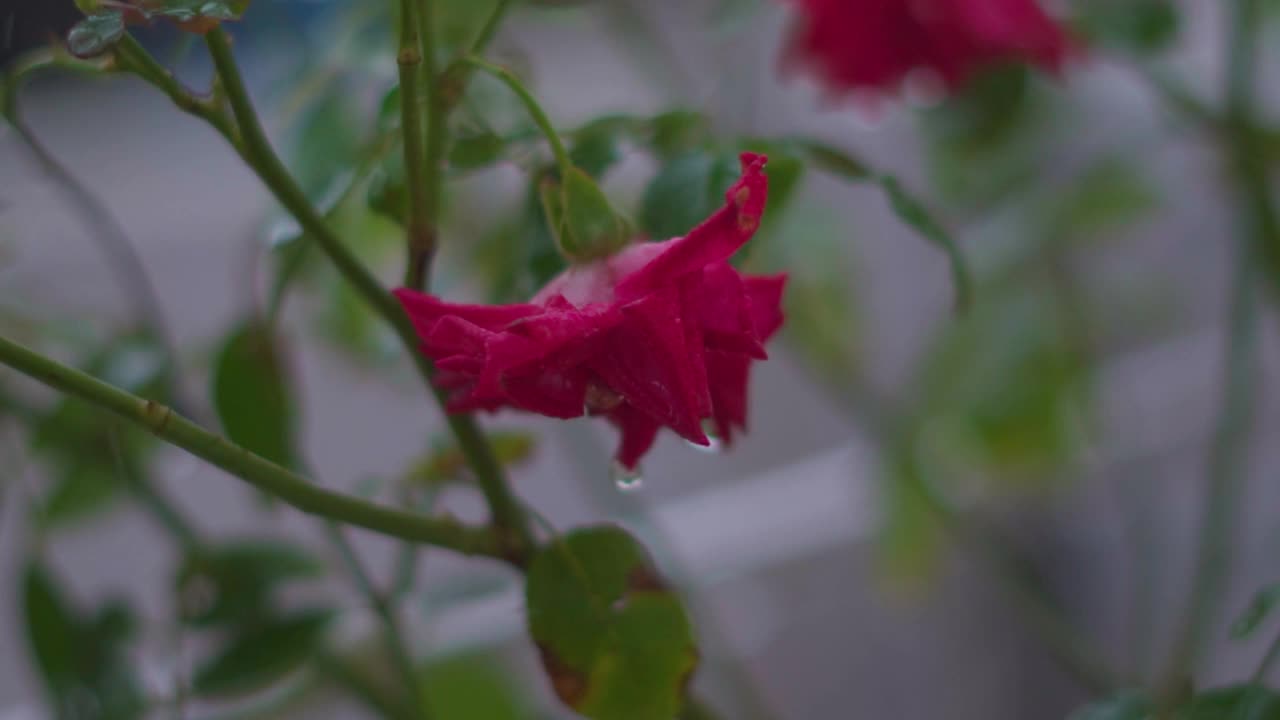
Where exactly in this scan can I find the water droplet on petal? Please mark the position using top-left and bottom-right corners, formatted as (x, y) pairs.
(687, 421), (723, 454)
(611, 462), (644, 493)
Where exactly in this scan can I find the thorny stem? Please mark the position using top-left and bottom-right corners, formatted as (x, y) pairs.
(0, 333), (503, 557)
(397, 0), (436, 291)
(195, 28), (533, 557)
(115, 35), (236, 143)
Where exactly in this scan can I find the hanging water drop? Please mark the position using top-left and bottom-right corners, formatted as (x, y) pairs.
(686, 435), (723, 454)
(611, 462), (644, 493)
(687, 420), (723, 454)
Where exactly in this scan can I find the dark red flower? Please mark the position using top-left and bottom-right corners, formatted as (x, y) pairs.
(784, 0), (1073, 96)
(395, 153), (786, 470)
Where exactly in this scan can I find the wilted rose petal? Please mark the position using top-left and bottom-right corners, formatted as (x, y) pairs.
(395, 153), (787, 470)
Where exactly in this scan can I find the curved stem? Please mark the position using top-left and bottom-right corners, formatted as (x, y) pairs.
(0, 333), (502, 557)
(115, 35), (236, 144)
(457, 56), (571, 178)
(467, 0), (514, 57)
(190, 29), (531, 558)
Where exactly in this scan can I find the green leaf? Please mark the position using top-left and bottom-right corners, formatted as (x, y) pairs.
(1045, 159), (1158, 244)
(1074, 0), (1180, 55)
(879, 451), (945, 584)
(193, 609), (334, 698)
(23, 562), (145, 719)
(211, 322), (299, 470)
(176, 540), (325, 627)
(42, 463), (122, 528)
(793, 139), (873, 181)
(917, 293), (1088, 483)
(921, 64), (1046, 207)
(525, 526), (697, 720)
(67, 13), (125, 59)
(641, 150), (739, 240)
(878, 176), (972, 311)
(377, 86), (402, 134)
(570, 116), (640, 178)
(423, 654), (528, 719)
(647, 111), (711, 161)
(24, 562), (81, 699)
(1068, 691), (1151, 720)
(1234, 584), (1280, 639)
(368, 154), (408, 227)
(450, 130), (508, 170)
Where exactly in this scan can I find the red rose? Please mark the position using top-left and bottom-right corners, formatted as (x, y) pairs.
(784, 0), (1073, 97)
(395, 153), (786, 471)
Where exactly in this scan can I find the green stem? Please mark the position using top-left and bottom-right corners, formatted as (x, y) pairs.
(196, 30), (533, 557)
(397, 0), (436, 291)
(1159, 0), (1268, 697)
(467, 0), (514, 57)
(115, 35), (236, 144)
(838, 382), (1120, 693)
(327, 524), (431, 720)
(0, 333), (502, 557)
(1254, 630), (1280, 683)
(1160, 220), (1261, 694)
(457, 57), (571, 178)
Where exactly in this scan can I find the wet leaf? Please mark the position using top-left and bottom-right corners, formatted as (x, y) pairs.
(525, 526), (697, 720)
(67, 13), (125, 59)
(211, 322), (299, 471)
